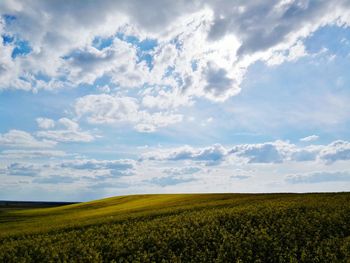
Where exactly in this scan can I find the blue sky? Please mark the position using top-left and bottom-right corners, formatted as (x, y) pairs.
(1, 1), (350, 201)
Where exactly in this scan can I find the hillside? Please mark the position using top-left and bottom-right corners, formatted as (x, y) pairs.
(1, 193), (350, 262)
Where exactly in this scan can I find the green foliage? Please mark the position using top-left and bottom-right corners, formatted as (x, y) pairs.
(0, 193), (349, 262)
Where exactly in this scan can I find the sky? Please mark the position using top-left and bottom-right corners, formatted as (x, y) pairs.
(0, 0), (350, 201)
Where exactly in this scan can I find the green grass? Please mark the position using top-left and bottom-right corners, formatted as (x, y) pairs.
(0, 194), (274, 237)
(1, 193), (350, 262)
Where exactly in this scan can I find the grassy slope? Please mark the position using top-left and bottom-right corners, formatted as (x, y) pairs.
(0, 193), (347, 238)
(0, 193), (349, 262)
(0, 193), (277, 237)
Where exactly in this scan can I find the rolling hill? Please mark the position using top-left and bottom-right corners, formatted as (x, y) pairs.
(1, 193), (349, 262)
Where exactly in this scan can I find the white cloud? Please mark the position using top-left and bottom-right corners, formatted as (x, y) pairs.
(1, 1), (350, 198)
(265, 41), (308, 66)
(66, 39), (149, 87)
(36, 118), (95, 143)
(75, 94), (140, 124)
(142, 89), (193, 110)
(58, 118), (79, 131)
(142, 139), (350, 165)
(2, 139), (350, 198)
(0, 149), (67, 159)
(60, 159), (133, 170)
(229, 140), (294, 164)
(75, 94), (182, 132)
(146, 176), (196, 187)
(287, 170), (350, 184)
(207, 1), (347, 56)
(37, 130), (95, 143)
(318, 140), (350, 164)
(0, 130), (56, 148)
(142, 144), (228, 165)
(201, 62), (238, 100)
(161, 167), (201, 178)
(238, 140), (347, 164)
(3, 158), (136, 182)
(33, 175), (78, 184)
(36, 117), (55, 129)
(300, 135), (319, 142)
(1, 0), (349, 105)
(6, 163), (40, 177)
(134, 112), (183, 133)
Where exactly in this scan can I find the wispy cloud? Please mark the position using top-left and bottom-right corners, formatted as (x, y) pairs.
(287, 171), (350, 184)
(300, 135), (319, 142)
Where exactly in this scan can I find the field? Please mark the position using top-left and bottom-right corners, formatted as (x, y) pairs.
(0, 193), (349, 262)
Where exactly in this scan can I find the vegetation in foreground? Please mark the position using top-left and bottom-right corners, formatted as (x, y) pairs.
(0, 193), (349, 262)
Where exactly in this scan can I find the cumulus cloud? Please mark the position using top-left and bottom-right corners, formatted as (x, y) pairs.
(265, 40), (307, 66)
(143, 142), (292, 165)
(58, 118), (79, 131)
(75, 94), (182, 132)
(1, 1), (350, 196)
(142, 144), (228, 165)
(36, 117), (95, 142)
(142, 139), (350, 165)
(3, 158), (136, 184)
(229, 141), (294, 164)
(1, 0), (349, 104)
(202, 62), (238, 100)
(75, 94), (139, 124)
(36, 117), (55, 129)
(36, 128), (94, 143)
(58, 159), (136, 179)
(0, 119), (94, 152)
(0, 130), (56, 148)
(65, 39), (149, 87)
(141, 89), (193, 110)
(318, 140), (350, 164)
(207, 1), (348, 57)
